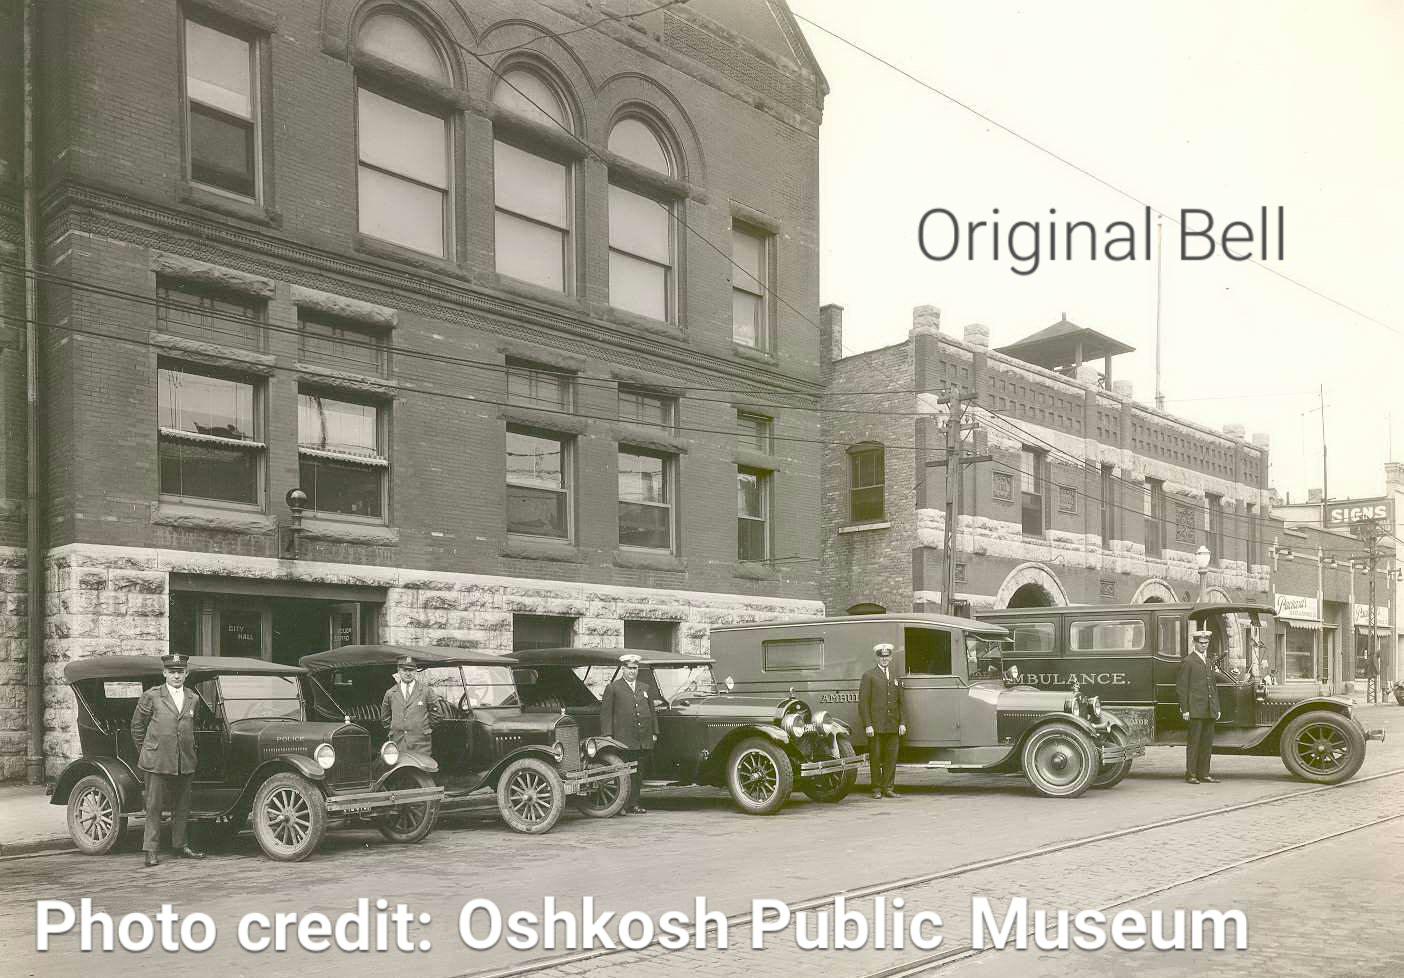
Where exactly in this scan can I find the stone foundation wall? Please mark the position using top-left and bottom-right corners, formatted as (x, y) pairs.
(0, 546), (28, 780)
(28, 543), (823, 777)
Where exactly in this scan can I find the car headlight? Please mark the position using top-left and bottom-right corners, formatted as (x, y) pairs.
(586, 740), (598, 759)
(314, 743), (336, 770)
(1086, 696), (1102, 721)
(812, 710), (830, 728)
(551, 742), (565, 762)
(780, 712), (808, 737)
(380, 741), (399, 766)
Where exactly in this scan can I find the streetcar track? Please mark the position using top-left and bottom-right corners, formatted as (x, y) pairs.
(463, 766), (1404, 978)
(868, 810), (1404, 977)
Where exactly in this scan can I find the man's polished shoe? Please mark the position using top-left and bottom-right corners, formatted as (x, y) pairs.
(178, 845), (205, 860)
(626, 806), (646, 815)
(871, 790), (884, 799)
(1201, 775), (1220, 783)
(882, 789), (899, 798)
(143, 851), (160, 868)
(1185, 775), (1201, 784)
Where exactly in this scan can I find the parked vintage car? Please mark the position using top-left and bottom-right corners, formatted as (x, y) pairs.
(510, 647), (868, 815)
(710, 615), (1144, 798)
(300, 645), (633, 834)
(975, 602), (1386, 784)
(51, 655), (445, 861)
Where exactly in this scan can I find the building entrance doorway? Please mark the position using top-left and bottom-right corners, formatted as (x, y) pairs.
(169, 582), (383, 665)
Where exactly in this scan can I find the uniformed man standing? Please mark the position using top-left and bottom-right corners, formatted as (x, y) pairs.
(600, 653), (656, 815)
(131, 653), (204, 867)
(859, 643), (906, 799)
(380, 655), (443, 757)
(1178, 628), (1222, 784)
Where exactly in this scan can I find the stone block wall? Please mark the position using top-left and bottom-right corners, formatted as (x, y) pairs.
(0, 546), (27, 780)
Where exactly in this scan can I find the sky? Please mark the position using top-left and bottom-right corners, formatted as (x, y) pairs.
(788, 0), (1404, 503)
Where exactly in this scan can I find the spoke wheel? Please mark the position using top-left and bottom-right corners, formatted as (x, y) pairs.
(1280, 710), (1366, 784)
(1092, 728), (1134, 789)
(67, 774), (128, 855)
(726, 737), (794, 815)
(1021, 722), (1098, 798)
(252, 772), (327, 862)
(497, 757), (565, 834)
(574, 750), (630, 818)
(377, 769), (439, 844)
(801, 737), (859, 803)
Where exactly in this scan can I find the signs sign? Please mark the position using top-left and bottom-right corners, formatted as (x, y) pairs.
(1274, 593), (1319, 621)
(1323, 497), (1394, 530)
(1353, 604), (1390, 628)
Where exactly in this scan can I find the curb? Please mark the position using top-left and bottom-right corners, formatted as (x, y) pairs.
(0, 837), (76, 859)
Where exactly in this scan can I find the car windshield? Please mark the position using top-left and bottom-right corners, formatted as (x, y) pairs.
(217, 675), (303, 721)
(420, 665), (520, 708)
(653, 664), (717, 703)
(966, 636), (1006, 680)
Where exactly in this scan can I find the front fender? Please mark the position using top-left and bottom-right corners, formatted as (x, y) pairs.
(483, 746), (562, 788)
(373, 756), (439, 790)
(51, 757), (144, 814)
(586, 735), (630, 758)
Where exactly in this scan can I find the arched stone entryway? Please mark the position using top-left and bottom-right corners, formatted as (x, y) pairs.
(1132, 578), (1178, 604)
(847, 603), (887, 615)
(994, 563), (1069, 609)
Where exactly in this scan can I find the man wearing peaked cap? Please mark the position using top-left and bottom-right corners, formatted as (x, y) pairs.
(600, 653), (657, 815)
(380, 653), (443, 758)
(860, 643), (906, 799)
(131, 652), (204, 867)
(1177, 628), (1222, 784)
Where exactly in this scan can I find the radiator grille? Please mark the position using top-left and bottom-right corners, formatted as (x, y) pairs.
(555, 720), (582, 773)
(329, 727), (371, 791)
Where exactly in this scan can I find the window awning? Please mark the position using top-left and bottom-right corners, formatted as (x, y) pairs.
(1281, 618), (1322, 631)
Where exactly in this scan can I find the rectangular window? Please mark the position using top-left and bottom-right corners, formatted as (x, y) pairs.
(513, 614), (574, 651)
(762, 639), (823, 672)
(157, 279), (263, 347)
(849, 446), (885, 522)
(494, 141), (570, 292)
(1207, 493), (1224, 565)
(737, 412), (773, 454)
(624, 620), (676, 652)
(1021, 448), (1044, 536)
(357, 88), (448, 256)
(737, 466), (770, 561)
(905, 628), (952, 675)
(731, 225), (769, 350)
(608, 184), (671, 321)
(297, 392), (386, 519)
(1158, 616), (1184, 658)
(1100, 464), (1115, 548)
(1070, 620), (1147, 653)
(1009, 622), (1056, 652)
(1147, 478), (1166, 555)
(618, 448), (673, 551)
(1246, 502), (1258, 566)
(506, 427), (570, 538)
(158, 366), (262, 505)
(184, 18), (258, 199)
(507, 359), (571, 412)
(618, 388), (676, 431)
(299, 313), (387, 376)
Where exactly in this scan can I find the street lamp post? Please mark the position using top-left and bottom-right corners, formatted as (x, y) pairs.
(1195, 545), (1212, 601)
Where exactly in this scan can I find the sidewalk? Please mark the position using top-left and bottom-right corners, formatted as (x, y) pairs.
(0, 783), (73, 857)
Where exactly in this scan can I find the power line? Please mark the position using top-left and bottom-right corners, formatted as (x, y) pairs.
(791, 10), (1401, 339)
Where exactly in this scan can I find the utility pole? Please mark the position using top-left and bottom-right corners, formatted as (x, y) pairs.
(933, 387), (991, 617)
(1154, 217), (1165, 412)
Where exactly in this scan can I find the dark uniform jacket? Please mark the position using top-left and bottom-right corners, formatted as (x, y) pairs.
(859, 666), (903, 733)
(600, 677), (657, 749)
(1177, 650), (1221, 719)
(380, 680), (442, 754)
(131, 684), (198, 776)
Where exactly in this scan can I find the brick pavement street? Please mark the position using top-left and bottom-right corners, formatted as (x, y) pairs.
(1, 705), (1400, 978)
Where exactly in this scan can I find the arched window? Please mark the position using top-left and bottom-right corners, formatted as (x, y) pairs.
(847, 603), (887, 616)
(354, 12), (450, 256)
(607, 116), (676, 321)
(848, 443), (885, 523)
(493, 70), (573, 292)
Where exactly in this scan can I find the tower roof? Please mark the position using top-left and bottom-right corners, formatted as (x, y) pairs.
(994, 315), (1134, 370)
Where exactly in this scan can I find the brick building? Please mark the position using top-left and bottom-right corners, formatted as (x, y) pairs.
(0, 0), (830, 779)
(819, 307), (1273, 660)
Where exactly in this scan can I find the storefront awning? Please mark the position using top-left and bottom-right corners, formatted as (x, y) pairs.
(1281, 618), (1322, 631)
(1354, 625), (1392, 636)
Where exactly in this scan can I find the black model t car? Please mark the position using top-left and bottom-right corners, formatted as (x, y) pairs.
(299, 645), (633, 834)
(51, 655), (444, 861)
(511, 647), (867, 815)
(710, 616), (1143, 798)
(976, 602), (1387, 784)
